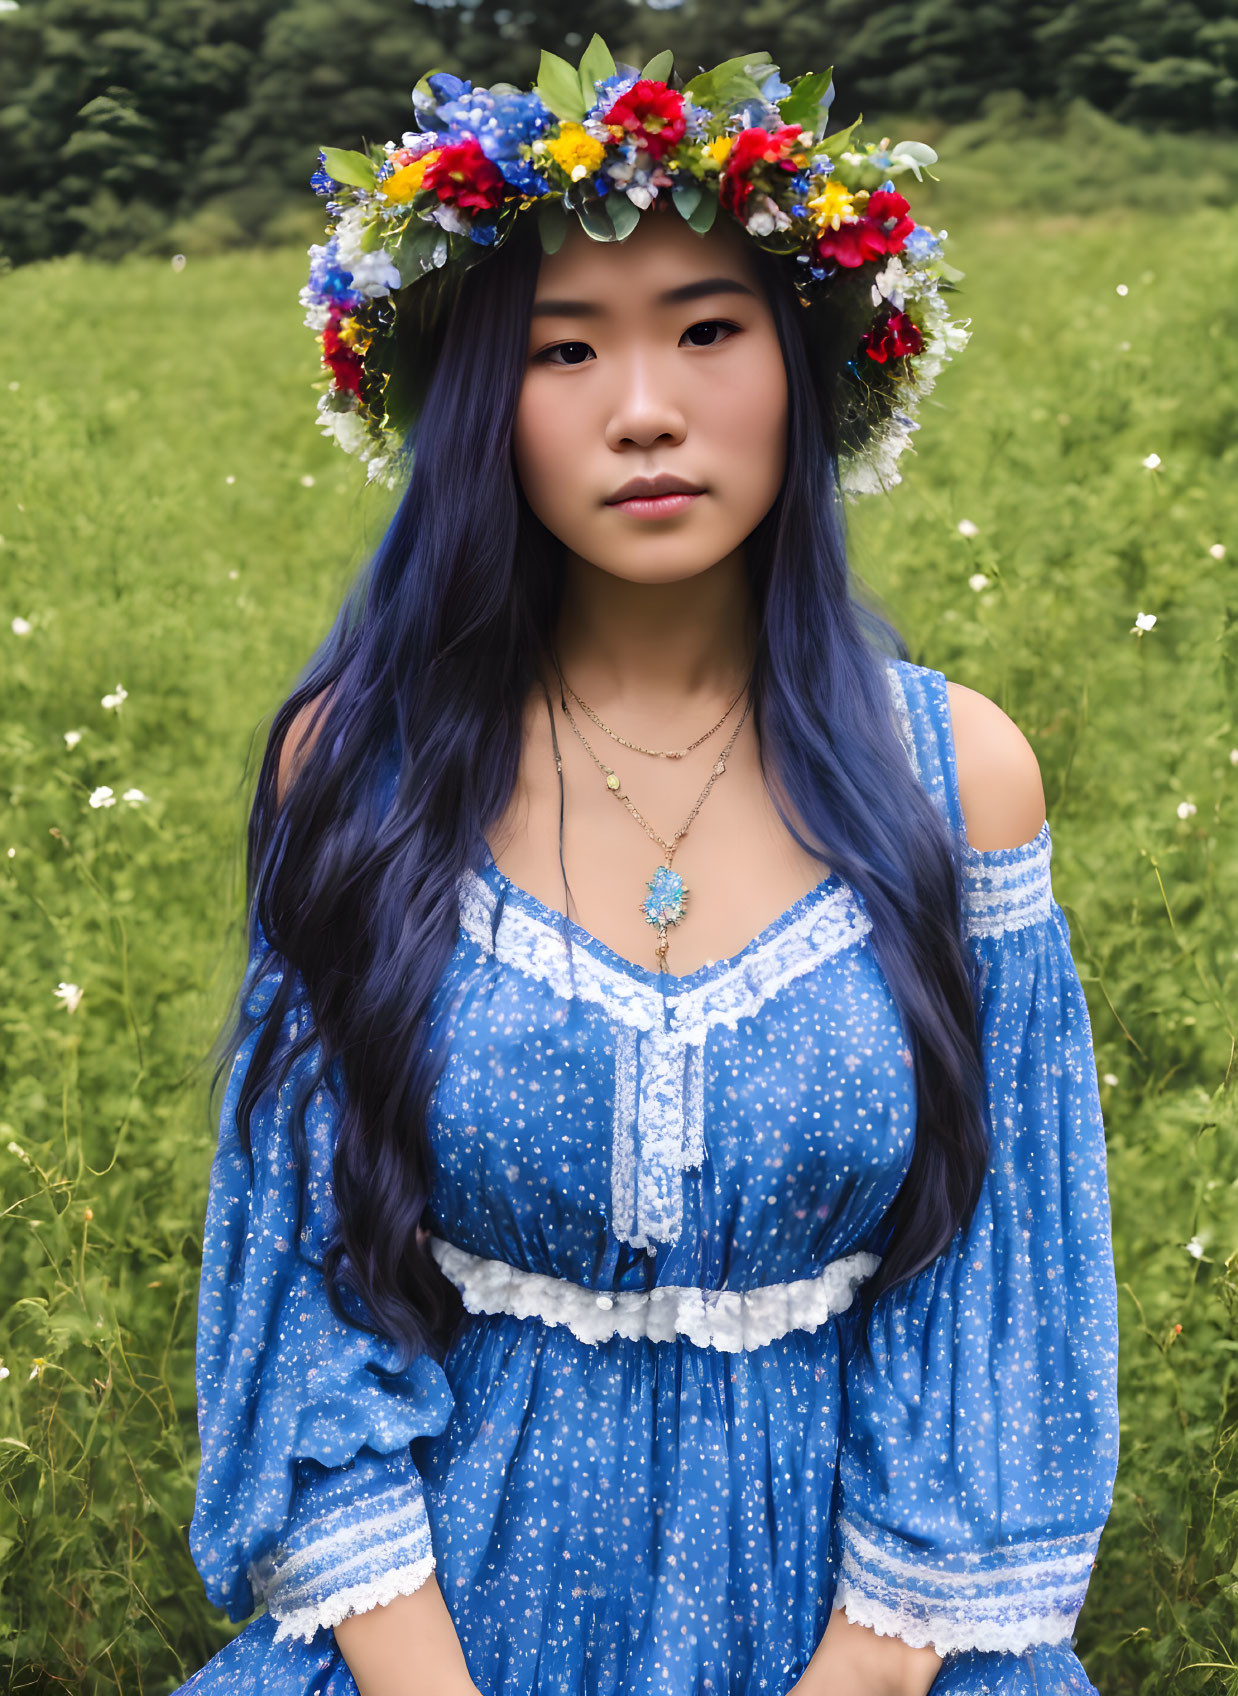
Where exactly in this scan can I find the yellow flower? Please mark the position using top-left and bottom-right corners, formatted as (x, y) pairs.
(378, 152), (441, 202)
(337, 317), (364, 350)
(806, 179), (862, 231)
(705, 136), (733, 166)
(544, 124), (607, 181)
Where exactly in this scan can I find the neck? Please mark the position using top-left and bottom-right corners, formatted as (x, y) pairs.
(544, 545), (759, 730)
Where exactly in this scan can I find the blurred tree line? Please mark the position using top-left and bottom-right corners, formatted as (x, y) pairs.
(1, 0), (1235, 265)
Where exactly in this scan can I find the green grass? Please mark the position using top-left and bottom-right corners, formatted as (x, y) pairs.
(1, 118), (1237, 1693)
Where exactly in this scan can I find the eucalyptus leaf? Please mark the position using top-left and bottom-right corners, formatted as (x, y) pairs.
(577, 199), (617, 241)
(688, 192), (718, 234)
(671, 182), (702, 220)
(536, 49), (587, 123)
(538, 200), (570, 255)
(318, 146), (377, 191)
(606, 193), (641, 239)
(640, 49), (675, 84)
(577, 34), (617, 104)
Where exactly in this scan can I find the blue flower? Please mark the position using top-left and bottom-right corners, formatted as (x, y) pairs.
(499, 157), (553, 196)
(310, 155), (340, 197)
(902, 223), (942, 260)
(306, 238), (366, 309)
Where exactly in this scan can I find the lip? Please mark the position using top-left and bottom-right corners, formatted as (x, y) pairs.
(608, 491), (703, 519)
(605, 474), (706, 504)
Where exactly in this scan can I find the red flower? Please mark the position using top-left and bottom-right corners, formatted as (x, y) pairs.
(860, 309), (924, 364)
(322, 309), (364, 392)
(603, 80), (687, 161)
(814, 187), (915, 269)
(420, 137), (506, 211)
(719, 123), (804, 216)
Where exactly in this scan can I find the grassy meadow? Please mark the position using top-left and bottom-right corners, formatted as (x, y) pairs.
(1, 107), (1237, 1692)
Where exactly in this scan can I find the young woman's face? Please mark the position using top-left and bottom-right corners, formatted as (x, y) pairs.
(512, 207), (788, 586)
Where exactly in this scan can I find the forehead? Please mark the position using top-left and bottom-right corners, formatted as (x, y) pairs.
(531, 208), (764, 309)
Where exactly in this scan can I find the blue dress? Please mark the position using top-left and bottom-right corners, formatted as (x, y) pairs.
(176, 659), (1119, 1696)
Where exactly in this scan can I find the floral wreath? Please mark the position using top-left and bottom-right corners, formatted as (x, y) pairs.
(300, 36), (971, 500)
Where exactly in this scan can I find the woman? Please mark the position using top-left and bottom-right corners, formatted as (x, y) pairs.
(176, 43), (1119, 1696)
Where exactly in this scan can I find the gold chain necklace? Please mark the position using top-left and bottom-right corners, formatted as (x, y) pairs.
(562, 675), (747, 760)
(550, 658), (754, 974)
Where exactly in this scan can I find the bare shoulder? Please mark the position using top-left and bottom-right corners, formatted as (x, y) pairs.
(943, 679), (1047, 852)
(275, 687), (335, 808)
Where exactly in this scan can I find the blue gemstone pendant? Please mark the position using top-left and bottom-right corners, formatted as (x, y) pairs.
(642, 864), (688, 929)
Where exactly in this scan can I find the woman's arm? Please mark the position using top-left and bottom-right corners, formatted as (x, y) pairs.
(334, 1572), (482, 1696)
(788, 1608), (943, 1696)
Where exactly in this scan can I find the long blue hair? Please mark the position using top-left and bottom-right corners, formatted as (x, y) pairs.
(208, 213), (990, 1373)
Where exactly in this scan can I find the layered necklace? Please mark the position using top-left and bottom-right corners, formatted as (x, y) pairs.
(548, 652), (754, 974)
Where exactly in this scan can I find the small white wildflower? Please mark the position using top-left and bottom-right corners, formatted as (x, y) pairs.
(0, 1365), (9, 1382)
(1209, 543), (1226, 560)
(1141, 452), (1161, 470)
(626, 184), (654, 211)
(11, 615), (31, 636)
(1177, 800), (1197, 820)
(225, 474), (236, 485)
(64, 729), (82, 748)
(7, 1140), (28, 1162)
(299, 474), (316, 488)
(1184, 1235), (1205, 1260)
(7, 381), (19, 392)
(5, 848), (14, 858)
(968, 573), (989, 592)
(1115, 284), (1128, 296)
(88, 785), (116, 809)
(100, 683), (127, 711)
(956, 518), (979, 537)
(54, 982), (83, 1013)
(1102, 1073), (1119, 1087)
(121, 787), (149, 805)
(1230, 749), (1238, 766)
(171, 254), (187, 272)
(1118, 340), (1131, 351)
(1131, 611), (1157, 634)
(227, 569), (239, 580)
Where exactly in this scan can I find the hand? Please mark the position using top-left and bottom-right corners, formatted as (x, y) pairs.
(333, 1572), (480, 1696)
(787, 1604), (943, 1696)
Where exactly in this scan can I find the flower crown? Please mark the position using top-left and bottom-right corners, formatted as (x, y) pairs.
(301, 36), (971, 499)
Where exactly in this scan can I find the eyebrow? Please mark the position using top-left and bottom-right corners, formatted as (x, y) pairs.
(529, 275), (759, 319)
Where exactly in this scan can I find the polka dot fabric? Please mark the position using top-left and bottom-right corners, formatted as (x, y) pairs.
(176, 659), (1119, 1695)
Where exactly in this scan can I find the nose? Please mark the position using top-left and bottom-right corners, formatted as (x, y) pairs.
(603, 347), (687, 452)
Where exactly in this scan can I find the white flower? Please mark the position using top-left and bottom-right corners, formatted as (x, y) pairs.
(1210, 543), (1226, 560)
(225, 474), (236, 485)
(121, 787), (149, 804)
(1115, 283), (1128, 296)
(1102, 1073), (1119, 1087)
(228, 569), (239, 580)
(100, 683), (127, 711)
(0, 1365), (9, 1382)
(1184, 1235), (1206, 1260)
(1230, 749), (1238, 766)
(1131, 611), (1157, 634)
(63, 729), (82, 748)
(10, 615), (31, 636)
(1177, 800), (1197, 819)
(88, 785), (115, 809)
(8, 381), (19, 391)
(7, 1140), (29, 1162)
(968, 573), (989, 592)
(956, 518), (979, 537)
(171, 254), (187, 271)
(626, 184), (655, 211)
(299, 474), (315, 488)
(29, 1361), (44, 1380)
(1141, 452), (1161, 470)
(54, 981), (83, 1013)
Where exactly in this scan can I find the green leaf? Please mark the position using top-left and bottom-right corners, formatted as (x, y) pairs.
(576, 198), (618, 241)
(819, 115), (863, 159)
(390, 217), (442, 281)
(640, 49), (675, 84)
(688, 192), (718, 234)
(577, 33), (617, 105)
(536, 49), (588, 123)
(683, 50), (773, 107)
(318, 146), (377, 191)
(606, 192), (641, 239)
(671, 182), (702, 220)
(778, 69), (834, 132)
(538, 200), (569, 254)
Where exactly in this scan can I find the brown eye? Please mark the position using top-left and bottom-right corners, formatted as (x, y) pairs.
(536, 341), (594, 366)
(682, 319), (739, 347)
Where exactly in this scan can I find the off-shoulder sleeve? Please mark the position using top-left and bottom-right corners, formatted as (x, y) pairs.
(833, 822), (1120, 1661)
(188, 916), (455, 1644)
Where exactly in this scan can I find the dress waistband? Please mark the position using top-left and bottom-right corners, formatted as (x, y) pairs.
(427, 1234), (881, 1354)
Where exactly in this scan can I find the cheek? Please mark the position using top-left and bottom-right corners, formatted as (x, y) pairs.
(513, 380), (574, 519)
(707, 338), (787, 498)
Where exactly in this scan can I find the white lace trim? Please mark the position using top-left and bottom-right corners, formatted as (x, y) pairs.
(268, 1553), (436, 1644)
(841, 1512), (1098, 1593)
(962, 823), (1053, 939)
(427, 1233), (881, 1352)
(885, 661), (922, 780)
(832, 1579), (1080, 1658)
